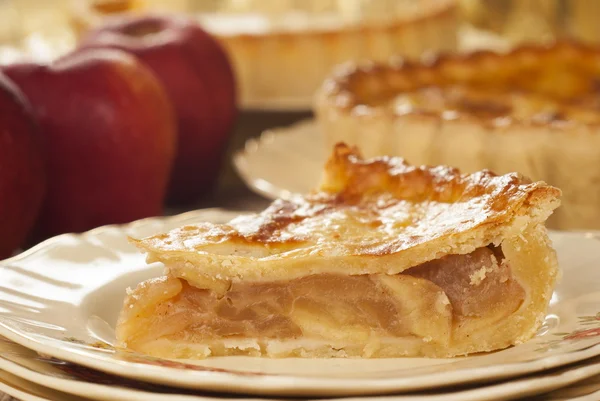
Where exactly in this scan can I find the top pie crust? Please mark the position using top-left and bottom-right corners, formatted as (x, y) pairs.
(317, 41), (600, 125)
(134, 144), (560, 290)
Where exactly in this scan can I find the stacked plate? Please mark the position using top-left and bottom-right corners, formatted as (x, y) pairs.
(0, 200), (600, 400)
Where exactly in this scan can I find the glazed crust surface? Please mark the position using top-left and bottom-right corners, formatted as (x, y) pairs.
(318, 41), (600, 126)
(133, 144), (560, 285)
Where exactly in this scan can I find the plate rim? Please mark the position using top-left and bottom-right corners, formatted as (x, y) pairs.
(2, 338), (600, 401)
(4, 322), (600, 397)
(0, 369), (78, 401)
(232, 118), (317, 200)
(0, 338), (232, 401)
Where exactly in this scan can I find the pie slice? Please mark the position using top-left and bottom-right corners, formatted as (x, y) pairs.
(117, 144), (561, 359)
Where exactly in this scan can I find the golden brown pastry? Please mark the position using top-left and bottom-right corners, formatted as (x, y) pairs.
(316, 41), (600, 230)
(117, 144), (560, 359)
(199, 0), (458, 109)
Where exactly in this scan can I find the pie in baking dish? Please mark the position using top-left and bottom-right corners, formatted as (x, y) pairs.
(117, 144), (561, 359)
(315, 41), (599, 230)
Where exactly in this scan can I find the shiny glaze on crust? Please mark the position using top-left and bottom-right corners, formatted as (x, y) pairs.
(319, 41), (600, 127)
(132, 144), (560, 283)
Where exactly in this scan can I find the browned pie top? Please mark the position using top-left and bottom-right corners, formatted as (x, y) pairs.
(131, 144), (560, 283)
(319, 41), (600, 126)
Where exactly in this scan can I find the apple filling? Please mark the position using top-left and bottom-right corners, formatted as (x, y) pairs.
(117, 244), (525, 358)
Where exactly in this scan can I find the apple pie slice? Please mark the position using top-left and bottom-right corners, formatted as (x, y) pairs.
(117, 144), (561, 359)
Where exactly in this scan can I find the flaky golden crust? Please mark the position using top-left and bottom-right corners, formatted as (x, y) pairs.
(317, 41), (600, 127)
(132, 144), (560, 287)
(322, 143), (541, 204)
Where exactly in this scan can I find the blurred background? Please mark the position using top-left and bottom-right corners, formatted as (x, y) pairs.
(3, 0), (599, 203)
(1, 0), (600, 257)
(5, 0), (600, 203)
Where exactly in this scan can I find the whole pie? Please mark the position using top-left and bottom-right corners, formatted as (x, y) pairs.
(315, 41), (600, 230)
(117, 144), (561, 359)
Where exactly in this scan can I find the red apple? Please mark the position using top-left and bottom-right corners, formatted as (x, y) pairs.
(80, 14), (237, 205)
(0, 73), (45, 258)
(3, 48), (176, 238)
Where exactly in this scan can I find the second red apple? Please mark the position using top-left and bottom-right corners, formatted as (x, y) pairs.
(3, 49), (177, 238)
(0, 73), (45, 258)
(81, 14), (238, 204)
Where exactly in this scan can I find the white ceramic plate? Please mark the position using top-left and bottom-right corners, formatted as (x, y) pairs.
(233, 119), (324, 199)
(1, 209), (600, 397)
(2, 337), (600, 401)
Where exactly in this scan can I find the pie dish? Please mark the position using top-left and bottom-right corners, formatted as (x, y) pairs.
(117, 143), (561, 359)
(315, 41), (600, 230)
